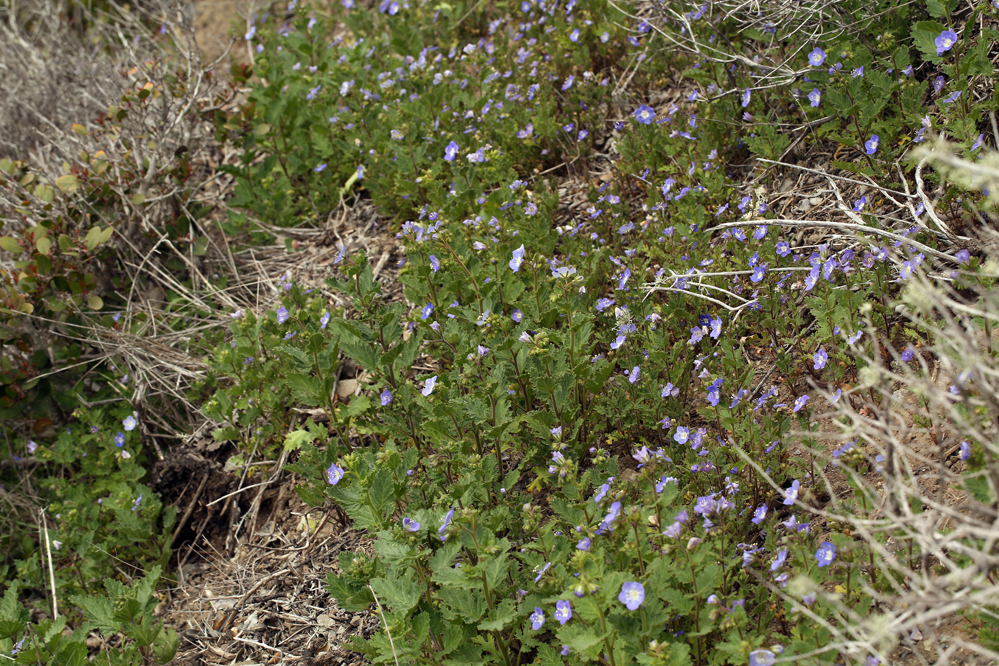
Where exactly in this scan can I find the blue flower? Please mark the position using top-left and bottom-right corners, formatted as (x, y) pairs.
(941, 90), (962, 104)
(808, 89), (821, 107)
(422, 376), (437, 396)
(421, 302), (434, 320)
(618, 582), (645, 610)
(131, 493), (143, 512)
(808, 47), (826, 66)
(783, 479), (800, 505)
(534, 562), (551, 582)
(380, 389), (392, 406)
(751, 505), (767, 524)
(741, 88), (751, 108)
(633, 105), (655, 124)
(750, 650), (776, 666)
(320, 311), (331, 329)
(628, 365), (640, 384)
(115, 432), (125, 447)
(864, 134), (879, 155)
(510, 244), (525, 272)
(813, 348), (828, 370)
(577, 536), (591, 551)
(771, 547), (789, 571)
(123, 415), (137, 431)
(529, 607), (544, 630)
(276, 307), (290, 324)
(314, 162), (327, 172)
(430, 255), (441, 272)
(403, 517), (421, 532)
(554, 600), (572, 625)
(326, 463), (345, 485)
(444, 141), (459, 161)
(792, 395), (810, 412)
(439, 506), (455, 541)
(960, 441), (971, 460)
(593, 483), (610, 502)
(511, 309), (523, 323)
(776, 241), (790, 257)
(935, 29), (958, 56)
(853, 196), (866, 212)
(816, 541), (837, 566)
(674, 426), (690, 445)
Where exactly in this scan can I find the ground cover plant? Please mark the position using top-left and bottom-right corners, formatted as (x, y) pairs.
(3, 0), (999, 663)
(195, 0), (999, 664)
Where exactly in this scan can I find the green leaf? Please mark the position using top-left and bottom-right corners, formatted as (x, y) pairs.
(284, 428), (316, 452)
(285, 372), (323, 406)
(912, 21), (947, 65)
(531, 644), (565, 666)
(926, 0), (957, 18)
(370, 574), (422, 613)
(437, 587), (487, 622)
(84, 226), (103, 252)
(55, 174), (79, 193)
(476, 598), (517, 631)
(87, 294), (103, 311)
(193, 236), (209, 256)
(0, 236), (22, 254)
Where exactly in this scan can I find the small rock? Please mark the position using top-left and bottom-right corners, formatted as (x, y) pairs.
(350, 616), (362, 628)
(317, 614), (335, 628)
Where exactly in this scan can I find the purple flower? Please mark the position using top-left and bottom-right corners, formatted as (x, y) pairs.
(808, 89), (821, 107)
(750, 650), (776, 666)
(132, 493), (143, 512)
(628, 366), (641, 384)
(663, 522), (682, 539)
(510, 244), (526, 272)
(444, 141), (459, 161)
(430, 255), (441, 272)
(554, 600), (572, 625)
(751, 264), (767, 283)
(596, 298), (615, 312)
(753, 224), (767, 240)
(593, 483), (610, 502)
(403, 517), (421, 532)
(941, 90), (962, 104)
(422, 376), (438, 396)
(956, 249), (970, 265)
(529, 607), (545, 630)
(808, 48), (826, 66)
(421, 302), (434, 320)
(935, 29), (958, 56)
(438, 507), (455, 542)
(853, 196), (866, 212)
(865, 134), (879, 155)
(618, 582), (645, 610)
(854, 66), (865, 77)
(320, 311), (331, 329)
(710, 316), (722, 339)
(633, 105), (655, 124)
(783, 479), (800, 505)
(751, 505), (767, 524)
(534, 562), (551, 582)
(276, 307), (290, 324)
(674, 426), (690, 445)
(561, 646), (570, 656)
(901, 347), (915, 362)
(115, 432), (125, 447)
(771, 547), (789, 571)
(326, 463), (345, 485)
(816, 541), (837, 567)
(123, 415), (137, 431)
(511, 309), (523, 323)
(380, 389), (393, 406)
(742, 88), (751, 107)
(792, 395), (810, 412)
(598, 501), (622, 532)
(960, 441), (971, 460)
(577, 537), (591, 551)
(813, 348), (828, 370)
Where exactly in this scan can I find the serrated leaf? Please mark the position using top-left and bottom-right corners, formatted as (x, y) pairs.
(912, 21), (947, 65)
(284, 428), (316, 452)
(476, 599), (517, 631)
(285, 372), (323, 406)
(370, 574), (422, 613)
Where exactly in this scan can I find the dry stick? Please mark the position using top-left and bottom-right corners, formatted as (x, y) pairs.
(368, 585), (401, 666)
(171, 473), (209, 548)
(40, 509), (58, 619)
(220, 568), (291, 633)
